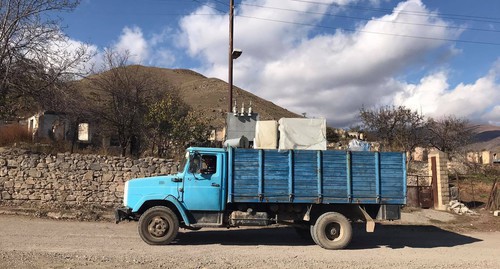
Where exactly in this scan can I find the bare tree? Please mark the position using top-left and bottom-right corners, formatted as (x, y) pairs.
(0, 0), (90, 119)
(426, 115), (473, 154)
(326, 127), (340, 143)
(85, 50), (163, 156)
(360, 105), (426, 154)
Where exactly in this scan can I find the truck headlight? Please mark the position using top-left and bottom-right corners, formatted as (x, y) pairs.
(123, 181), (129, 206)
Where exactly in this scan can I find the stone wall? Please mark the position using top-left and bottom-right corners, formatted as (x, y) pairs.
(0, 147), (178, 210)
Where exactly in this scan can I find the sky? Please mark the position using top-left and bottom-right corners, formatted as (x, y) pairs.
(57, 0), (500, 128)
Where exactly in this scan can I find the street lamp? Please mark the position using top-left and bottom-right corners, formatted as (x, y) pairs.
(232, 49), (242, 59)
(228, 0), (242, 113)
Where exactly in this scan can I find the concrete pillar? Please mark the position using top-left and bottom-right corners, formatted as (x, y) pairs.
(428, 151), (450, 210)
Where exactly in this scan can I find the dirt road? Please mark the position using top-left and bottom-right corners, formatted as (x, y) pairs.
(0, 214), (499, 269)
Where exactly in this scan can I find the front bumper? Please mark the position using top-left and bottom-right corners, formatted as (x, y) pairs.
(115, 207), (136, 224)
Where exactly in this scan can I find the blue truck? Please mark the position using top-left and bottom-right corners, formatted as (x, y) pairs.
(115, 147), (406, 249)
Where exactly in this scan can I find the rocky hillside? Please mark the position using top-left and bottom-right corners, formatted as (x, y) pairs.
(76, 65), (299, 129)
(469, 124), (500, 152)
(73, 65), (500, 152)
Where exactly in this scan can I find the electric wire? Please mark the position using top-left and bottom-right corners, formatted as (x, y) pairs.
(193, 0), (500, 46)
(235, 2), (500, 34)
(192, 0), (227, 14)
(290, 0), (500, 24)
(236, 14), (500, 46)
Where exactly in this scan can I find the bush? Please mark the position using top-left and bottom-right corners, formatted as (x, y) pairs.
(0, 124), (31, 146)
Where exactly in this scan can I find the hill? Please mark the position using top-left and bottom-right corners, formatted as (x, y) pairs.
(75, 65), (299, 129)
(73, 65), (499, 153)
(469, 124), (500, 152)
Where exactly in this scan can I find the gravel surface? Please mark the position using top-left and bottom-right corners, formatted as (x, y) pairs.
(0, 214), (499, 269)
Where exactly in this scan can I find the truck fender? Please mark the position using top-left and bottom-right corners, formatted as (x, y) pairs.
(164, 195), (191, 226)
(131, 195), (191, 226)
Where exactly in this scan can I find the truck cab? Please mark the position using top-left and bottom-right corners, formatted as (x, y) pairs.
(118, 147), (227, 219)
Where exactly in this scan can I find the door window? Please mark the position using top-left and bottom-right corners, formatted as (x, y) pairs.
(201, 155), (217, 174)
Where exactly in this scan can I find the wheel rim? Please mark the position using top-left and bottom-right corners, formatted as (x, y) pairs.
(148, 216), (169, 238)
(325, 222), (342, 241)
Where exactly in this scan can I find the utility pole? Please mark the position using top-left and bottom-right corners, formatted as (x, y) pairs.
(228, 0), (234, 113)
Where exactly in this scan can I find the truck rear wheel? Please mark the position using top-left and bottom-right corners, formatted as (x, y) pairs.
(138, 206), (179, 245)
(312, 212), (352, 250)
(310, 225), (319, 245)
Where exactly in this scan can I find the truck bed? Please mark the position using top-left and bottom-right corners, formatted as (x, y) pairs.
(227, 148), (406, 204)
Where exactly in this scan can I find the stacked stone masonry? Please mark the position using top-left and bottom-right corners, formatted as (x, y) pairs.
(0, 147), (178, 209)
(428, 151), (450, 210)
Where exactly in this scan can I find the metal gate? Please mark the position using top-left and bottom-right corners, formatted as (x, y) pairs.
(431, 156), (438, 208)
(407, 174), (434, 208)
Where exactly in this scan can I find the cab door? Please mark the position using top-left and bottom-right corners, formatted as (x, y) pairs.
(182, 153), (223, 211)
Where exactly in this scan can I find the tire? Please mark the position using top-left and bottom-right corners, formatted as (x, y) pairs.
(310, 224), (319, 245)
(311, 212), (352, 250)
(138, 206), (179, 245)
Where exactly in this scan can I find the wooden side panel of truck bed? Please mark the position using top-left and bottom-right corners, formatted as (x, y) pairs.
(227, 148), (406, 204)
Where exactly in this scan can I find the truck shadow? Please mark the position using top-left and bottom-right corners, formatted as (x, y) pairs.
(176, 227), (312, 246)
(348, 224), (482, 249)
(174, 224), (482, 249)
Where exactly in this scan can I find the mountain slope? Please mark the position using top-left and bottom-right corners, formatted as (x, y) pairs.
(75, 65), (299, 129)
(469, 124), (500, 152)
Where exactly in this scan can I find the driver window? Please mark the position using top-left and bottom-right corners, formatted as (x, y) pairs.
(200, 155), (217, 175)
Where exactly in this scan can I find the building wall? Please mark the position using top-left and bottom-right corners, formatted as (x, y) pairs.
(27, 112), (69, 141)
(482, 151), (493, 164)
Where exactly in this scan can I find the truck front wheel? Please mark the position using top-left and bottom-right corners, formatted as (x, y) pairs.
(312, 212), (352, 250)
(138, 206), (179, 245)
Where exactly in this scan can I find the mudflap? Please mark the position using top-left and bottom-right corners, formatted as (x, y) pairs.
(115, 207), (135, 224)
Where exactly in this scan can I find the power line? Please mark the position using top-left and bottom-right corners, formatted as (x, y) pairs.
(189, 0), (500, 46)
(290, 0), (500, 24)
(237, 14), (500, 46)
(191, 0), (226, 14)
(211, 0), (230, 8)
(237, 2), (500, 34)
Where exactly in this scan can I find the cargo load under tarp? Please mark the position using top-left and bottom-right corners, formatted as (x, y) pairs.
(278, 118), (327, 150)
(254, 120), (278, 149)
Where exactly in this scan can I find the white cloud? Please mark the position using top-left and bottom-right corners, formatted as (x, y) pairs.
(395, 61), (500, 125)
(36, 33), (99, 77)
(113, 26), (149, 64)
(177, 0), (473, 127)
(75, 25), (178, 68)
(483, 106), (500, 126)
(153, 48), (176, 67)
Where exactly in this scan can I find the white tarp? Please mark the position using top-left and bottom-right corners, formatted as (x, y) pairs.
(254, 120), (278, 149)
(348, 139), (371, 151)
(278, 118), (327, 150)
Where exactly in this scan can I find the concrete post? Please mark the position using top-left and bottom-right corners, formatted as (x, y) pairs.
(428, 150), (450, 210)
